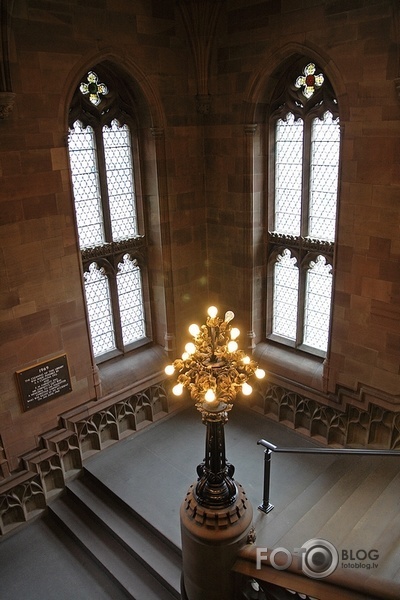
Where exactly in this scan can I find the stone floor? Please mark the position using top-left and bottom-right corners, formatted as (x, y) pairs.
(0, 403), (399, 599)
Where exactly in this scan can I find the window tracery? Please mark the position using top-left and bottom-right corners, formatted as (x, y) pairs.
(267, 58), (340, 356)
(68, 67), (149, 360)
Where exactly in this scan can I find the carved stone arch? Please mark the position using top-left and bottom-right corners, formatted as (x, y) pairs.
(59, 50), (166, 132)
(115, 252), (144, 274)
(83, 258), (115, 277)
(300, 251), (334, 271)
(242, 42), (349, 125)
(268, 245), (301, 271)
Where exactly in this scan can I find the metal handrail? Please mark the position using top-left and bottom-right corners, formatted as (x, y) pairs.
(257, 438), (400, 514)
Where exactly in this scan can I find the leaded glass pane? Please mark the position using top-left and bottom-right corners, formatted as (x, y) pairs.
(304, 255), (332, 352)
(68, 121), (104, 248)
(103, 120), (138, 241)
(117, 254), (145, 346)
(84, 263), (116, 356)
(309, 111), (340, 241)
(272, 249), (299, 340)
(274, 113), (303, 235)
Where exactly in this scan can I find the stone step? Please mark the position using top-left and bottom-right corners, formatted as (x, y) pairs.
(65, 469), (182, 597)
(49, 491), (180, 600)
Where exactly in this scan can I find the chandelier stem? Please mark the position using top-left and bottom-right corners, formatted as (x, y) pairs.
(209, 325), (217, 361)
(195, 406), (237, 507)
(166, 306), (265, 508)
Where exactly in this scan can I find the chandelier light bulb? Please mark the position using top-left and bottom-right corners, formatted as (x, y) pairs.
(227, 340), (238, 352)
(224, 310), (234, 323)
(230, 327), (240, 340)
(242, 355), (251, 364)
(172, 383), (184, 396)
(164, 364), (175, 376)
(255, 368), (266, 379)
(242, 382), (252, 396)
(185, 342), (196, 355)
(204, 389), (216, 403)
(207, 305), (218, 318)
(189, 323), (200, 337)
(182, 352), (189, 360)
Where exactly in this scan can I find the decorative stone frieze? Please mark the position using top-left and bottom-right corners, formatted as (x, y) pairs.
(268, 232), (334, 256)
(0, 380), (170, 536)
(254, 383), (400, 449)
(0, 472), (45, 536)
(22, 449), (65, 501)
(81, 236), (145, 262)
(62, 382), (169, 460)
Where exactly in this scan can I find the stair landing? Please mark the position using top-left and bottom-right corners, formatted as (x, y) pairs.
(0, 405), (399, 599)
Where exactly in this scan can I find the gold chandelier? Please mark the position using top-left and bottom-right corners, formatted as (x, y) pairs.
(165, 306), (265, 410)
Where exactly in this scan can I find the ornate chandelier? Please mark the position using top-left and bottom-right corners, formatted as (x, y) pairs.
(165, 305), (265, 410)
(165, 306), (265, 508)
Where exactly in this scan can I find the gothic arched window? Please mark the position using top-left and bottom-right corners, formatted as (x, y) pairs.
(68, 68), (150, 361)
(266, 60), (340, 357)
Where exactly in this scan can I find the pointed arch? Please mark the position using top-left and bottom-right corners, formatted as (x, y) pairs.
(62, 52), (174, 377)
(244, 43), (345, 394)
(242, 42), (349, 125)
(59, 50), (166, 131)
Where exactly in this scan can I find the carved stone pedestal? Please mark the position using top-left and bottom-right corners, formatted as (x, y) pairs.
(180, 481), (253, 600)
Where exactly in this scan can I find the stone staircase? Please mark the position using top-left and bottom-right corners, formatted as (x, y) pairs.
(48, 469), (182, 600)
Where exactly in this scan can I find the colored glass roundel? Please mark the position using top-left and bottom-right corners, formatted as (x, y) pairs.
(80, 71), (109, 106)
(295, 63), (324, 99)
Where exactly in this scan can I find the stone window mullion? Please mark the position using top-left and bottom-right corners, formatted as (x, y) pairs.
(94, 127), (113, 243)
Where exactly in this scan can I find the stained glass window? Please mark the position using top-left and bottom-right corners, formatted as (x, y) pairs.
(309, 111), (340, 241)
(272, 249), (299, 340)
(267, 59), (340, 356)
(84, 263), (116, 356)
(69, 121), (104, 248)
(275, 113), (304, 235)
(304, 256), (333, 352)
(80, 71), (108, 106)
(295, 63), (324, 99)
(117, 255), (145, 346)
(103, 121), (138, 240)
(68, 69), (148, 360)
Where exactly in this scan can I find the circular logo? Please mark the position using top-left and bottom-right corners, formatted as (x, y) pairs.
(301, 538), (338, 579)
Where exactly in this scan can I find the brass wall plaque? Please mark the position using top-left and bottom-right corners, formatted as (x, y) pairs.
(16, 354), (72, 411)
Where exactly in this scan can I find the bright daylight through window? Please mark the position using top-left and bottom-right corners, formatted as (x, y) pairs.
(68, 70), (147, 359)
(268, 61), (340, 355)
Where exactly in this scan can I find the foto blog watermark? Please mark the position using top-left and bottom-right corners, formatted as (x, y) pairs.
(256, 538), (379, 579)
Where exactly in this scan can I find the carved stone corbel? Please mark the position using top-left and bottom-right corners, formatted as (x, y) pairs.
(0, 91), (15, 118)
(177, 0), (224, 114)
(244, 123), (258, 136)
(195, 94), (212, 115)
(150, 126), (164, 138)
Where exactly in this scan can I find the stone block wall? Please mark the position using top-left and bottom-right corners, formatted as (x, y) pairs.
(0, 0), (399, 474)
(0, 0), (204, 471)
(202, 0), (400, 407)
